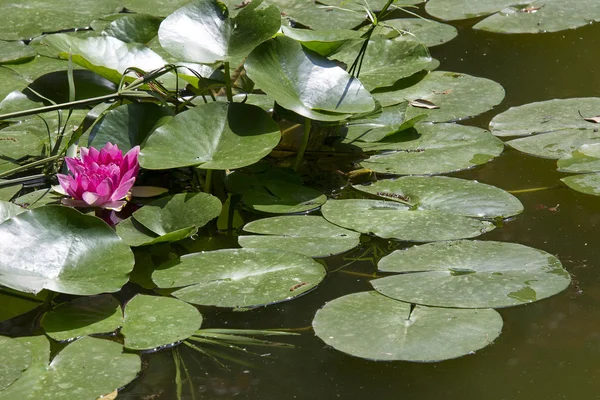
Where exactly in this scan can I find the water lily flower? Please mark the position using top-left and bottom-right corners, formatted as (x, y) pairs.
(57, 143), (140, 211)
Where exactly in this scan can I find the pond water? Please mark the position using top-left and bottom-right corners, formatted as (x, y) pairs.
(113, 13), (600, 400)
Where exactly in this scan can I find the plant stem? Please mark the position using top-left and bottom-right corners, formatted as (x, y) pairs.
(204, 169), (213, 194)
(0, 174), (47, 187)
(293, 118), (311, 171)
(508, 186), (561, 194)
(0, 155), (61, 179)
(223, 62), (233, 102)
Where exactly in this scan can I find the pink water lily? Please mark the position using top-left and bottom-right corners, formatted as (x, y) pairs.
(57, 143), (140, 211)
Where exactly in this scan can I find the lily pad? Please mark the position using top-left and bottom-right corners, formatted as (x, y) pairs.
(0, 200), (26, 223)
(139, 102), (280, 170)
(225, 167), (327, 214)
(245, 36), (375, 121)
(0, 336), (31, 391)
(372, 18), (458, 47)
(281, 26), (362, 56)
(131, 192), (222, 236)
(371, 71), (505, 121)
(102, 14), (163, 44)
(373, 240), (571, 308)
(0, 181), (21, 202)
(353, 176), (523, 219)
(312, 291), (503, 362)
(425, 0), (600, 34)
(121, 294), (202, 350)
(158, 0), (281, 64)
(561, 173), (600, 196)
(357, 123), (504, 175)
(0, 41), (36, 64)
(0, 205), (134, 295)
(116, 216), (199, 247)
(0, 128), (43, 160)
(13, 188), (62, 209)
(41, 295), (123, 341)
(0, 67), (29, 104)
(0, 288), (46, 322)
(321, 199), (495, 242)
(558, 143), (600, 173)
(238, 215), (360, 257)
(88, 103), (174, 151)
(0, 336), (140, 400)
(152, 248), (327, 307)
(508, 130), (600, 160)
(334, 38), (439, 91)
(490, 97), (600, 137)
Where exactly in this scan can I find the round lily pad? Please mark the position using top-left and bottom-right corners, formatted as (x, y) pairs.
(116, 216), (198, 247)
(371, 71), (505, 121)
(238, 215), (361, 257)
(373, 18), (458, 47)
(312, 291), (503, 362)
(0, 288), (45, 322)
(41, 295), (123, 341)
(152, 248), (327, 307)
(0, 336), (31, 391)
(121, 294), (202, 351)
(561, 173), (600, 196)
(558, 143), (600, 173)
(353, 176), (523, 219)
(0, 200), (26, 223)
(0, 206), (134, 295)
(0, 41), (36, 64)
(281, 26), (362, 57)
(321, 199), (495, 242)
(358, 123), (504, 175)
(506, 129), (600, 160)
(139, 102), (281, 170)
(373, 240), (571, 308)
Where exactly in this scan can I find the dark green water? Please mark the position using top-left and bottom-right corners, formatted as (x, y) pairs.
(120, 16), (600, 400)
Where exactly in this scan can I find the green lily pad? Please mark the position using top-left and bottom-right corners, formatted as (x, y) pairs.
(139, 102), (280, 170)
(41, 295), (123, 341)
(152, 248), (327, 307)
(0, 128), (43, 160)
(116, 216), (199, 247)
(238, 215), (360, 257)
(121, 294), (202, 350)
(372, 18), (458, 47)
(561, 173), (600, 196)
(0, 336), (31, 391)
(426, 0), (600, 34)
(490, 97), (600, 137)
(245, 36), (375, 121)
(312, 291), (503, 362)
(132, 192), (222, 236)
(0, 336), (140, 400)
(0, 200), (26, 223)
(0, 181), (21, 202)
(158, 0), (281, 64)
(88, 103), (174, 151)
(371, 71), (505, 121)
(373, 240), (571, 308)
(353, 176), (523, 219)
(508, 129), (600, 160)
(0, 41), (36, 64)
(281, 26), (362, 57)
(0, 67), (29, 103)
(0, 288), (46, 322)
(334, 38), (439, 91)
(558, 143), (600, 173)
(357, 123), (504, 175)
(225, 167), (327, 213)
(102, 14), (163, 44)
(13, 188), (62, 209)
(321, 199), (495, 242)
(0, 205), (134, 295)
(38, 34), (170, 85)
(260, 0), (366, 31)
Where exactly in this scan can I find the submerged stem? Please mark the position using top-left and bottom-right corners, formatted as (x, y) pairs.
(508, 186), (561, 194)
(223, 62), (233, 102)
(293, 119), (311, 171)
(204, 169), (213, 194)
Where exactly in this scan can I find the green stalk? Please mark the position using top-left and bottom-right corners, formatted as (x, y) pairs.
(0, 155), (61, 179)
(293, 118), (311, 171)
(223, 62), (234, 102)
(203, 169), (213, 194)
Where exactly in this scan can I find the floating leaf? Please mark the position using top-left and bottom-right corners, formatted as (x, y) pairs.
(561, 173), (600, 196)
(116, 217), (198, 247)
(372, 71), (505, 121)
(558, 143), (600, 173)
(0, 41), (36, 64)
(0, 336), (140, 400)
(0, 288), (46, 322)
(425, 0), (600, 34)
(158, 0), (280, 64)
(321, 199), (495, 242)
(245, 36), (375, 121)
(139, 102), (280, 170)
(507, 130), (600, 160)
(373, 240), (571, 308)
(41, 295), (123, 341)
(0, 181), (21, 202)
(0, 206), (134, 295)
(281, 26), (362, 56)
(312, 291), (503, 362)
(333, 38), (439, 91)
(121, 294), (202, 350)
(0, 200), (26, 223)
(226, 167), (326, 213)
(13, 188), (61, 209)
(0, 336), (31, 391)
(372, 18), (458, 47)
(353, 176), (523, 219)
(102, 14), (163, 44)
(153, 248), (327, 307)
(238, 215), (360, 257)
(356, 123), (504, 175)
(88, 103), (174, 151)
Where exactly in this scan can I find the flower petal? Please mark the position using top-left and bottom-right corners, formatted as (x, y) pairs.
(110, 177), (136, 201)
